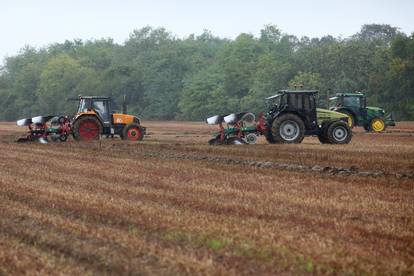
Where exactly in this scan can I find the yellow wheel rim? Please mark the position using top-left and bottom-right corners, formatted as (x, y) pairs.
(371, 118), (385, 132)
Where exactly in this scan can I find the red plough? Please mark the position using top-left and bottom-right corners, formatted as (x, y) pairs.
(16, 116), (72, 144)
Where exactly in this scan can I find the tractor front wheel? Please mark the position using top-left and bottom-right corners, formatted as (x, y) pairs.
(271, 113), (305, 143)
(72, 116), (102, 141)
(369, 118), (386, 132)
(326, 121), (352, 144)
(122, 124), (144, 141)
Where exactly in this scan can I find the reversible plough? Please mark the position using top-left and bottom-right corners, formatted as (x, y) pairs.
(17, 116), (71, 144)
(206, 112), (266, 145)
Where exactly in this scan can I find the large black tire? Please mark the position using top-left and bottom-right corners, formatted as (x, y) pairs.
(72, 116), (102, 141)
(271, 113), (305, 144)
(264, 120), (275, 144)
(337, 109), (355, 128)
(122, 123), (144, 141)
(317, 123), (329, 144)
(326, 121), (352, 144)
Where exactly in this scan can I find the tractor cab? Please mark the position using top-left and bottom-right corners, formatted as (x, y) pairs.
(329, 92), (367, 125)
(77, 96), (113, 127)
(330, 92), (366, 109)
(266, 90), (319, 132)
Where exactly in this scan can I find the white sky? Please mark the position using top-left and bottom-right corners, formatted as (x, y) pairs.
(1, 0), (413, 63)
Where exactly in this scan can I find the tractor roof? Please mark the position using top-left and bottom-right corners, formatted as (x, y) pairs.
(266, 90), (318, 100)
(80, 96), (111, 100)
(68, 95), (112, 101)
(280, 89), (318, 94)
(335, 92), (364, 97)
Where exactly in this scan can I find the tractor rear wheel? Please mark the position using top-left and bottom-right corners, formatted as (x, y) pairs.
(122, 123), (144, 141)
(72, 116), (102, 141)
(326, 121), (352, 144)
(264, 120), (275, 144)
(271, 113), (305, 143)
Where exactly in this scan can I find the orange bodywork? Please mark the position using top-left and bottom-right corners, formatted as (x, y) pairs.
(112, 113), (135, 125)
(74, 111), (97, 120)
(75, 111), (136, 125)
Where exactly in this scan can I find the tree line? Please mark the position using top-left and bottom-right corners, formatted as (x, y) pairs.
(0, 24), (413, 121)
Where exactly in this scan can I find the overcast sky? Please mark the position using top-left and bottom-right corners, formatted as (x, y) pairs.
(2, 0), (413, 63)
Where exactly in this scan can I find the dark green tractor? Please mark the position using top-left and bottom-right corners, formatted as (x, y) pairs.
(264, 90), (352, 144)
(329, 92), (395, 132)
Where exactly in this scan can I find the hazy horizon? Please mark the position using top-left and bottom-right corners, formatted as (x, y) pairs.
(2, 0), (414, 63)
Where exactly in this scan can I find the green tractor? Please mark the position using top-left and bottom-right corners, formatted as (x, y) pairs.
(329, 92), (395, 132)
(264, 90), (352, 144)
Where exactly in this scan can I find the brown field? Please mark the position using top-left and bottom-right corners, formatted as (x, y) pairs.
(0, 121), (413, 275)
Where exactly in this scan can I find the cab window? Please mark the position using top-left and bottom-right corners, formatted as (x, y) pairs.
(92, 101), (105, 114)
(92, 100), (109, 120)
(78, 99), (88, 113)
(343, 96), (361, 108)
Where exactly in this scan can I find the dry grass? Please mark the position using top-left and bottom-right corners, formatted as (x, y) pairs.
(0, 121), (413, 275)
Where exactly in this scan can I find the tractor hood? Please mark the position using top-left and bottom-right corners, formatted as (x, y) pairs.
(366, 106), (386, 119)
(317, 108), (349, 119)
(366, 106), (385, 113)
(113, 113), (140, 125)
(316, 108), (349, 125)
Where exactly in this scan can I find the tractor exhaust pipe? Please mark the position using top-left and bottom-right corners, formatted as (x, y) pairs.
(122, 95), (127, 114)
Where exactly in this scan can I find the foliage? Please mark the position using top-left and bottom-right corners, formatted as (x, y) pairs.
(0, 24), (413, 121)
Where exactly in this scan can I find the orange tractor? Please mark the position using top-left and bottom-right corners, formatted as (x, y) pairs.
(71, 96), (145, 141)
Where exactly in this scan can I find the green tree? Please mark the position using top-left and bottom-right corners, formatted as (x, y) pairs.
(0, 24), (413, 121)
(36, 54), (99, 115)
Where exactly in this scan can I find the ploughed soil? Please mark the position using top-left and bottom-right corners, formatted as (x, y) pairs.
(0, 121), (413, 275)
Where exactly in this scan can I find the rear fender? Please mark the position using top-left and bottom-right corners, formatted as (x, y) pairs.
(74, 113), (104, 128)
(273, 110), (308, 127)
